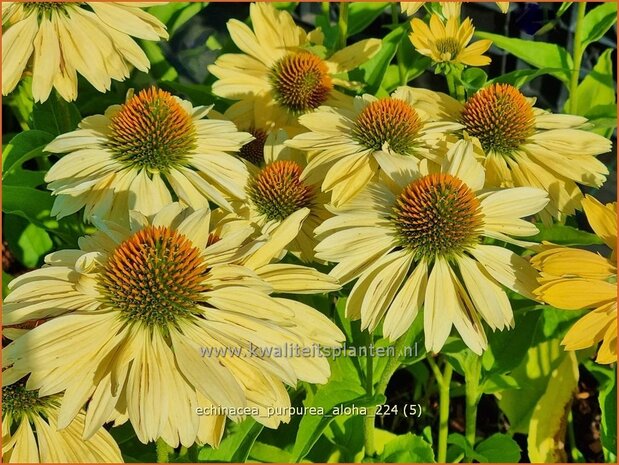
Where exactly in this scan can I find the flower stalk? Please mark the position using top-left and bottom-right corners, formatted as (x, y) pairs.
(464, 355), (482, 458)
(337, 2), (349, 50)
(568, 2), (587, 113)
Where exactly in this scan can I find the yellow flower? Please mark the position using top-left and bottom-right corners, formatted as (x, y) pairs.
(286, 86), (462, 206)
(208, 3), (380, 133)
(2, 2), (168, 102)
(315, 140), (548, 354)
(401, 2), (509, 17)
(409, 14), (492, 66)
(424, 83), (611, 222)
(533, 195), (617, 364)
(228, 129), (332, 263)
(2, 382), (122, 463)
(3, 204), (344, 447)
(44, 86), (253, 222)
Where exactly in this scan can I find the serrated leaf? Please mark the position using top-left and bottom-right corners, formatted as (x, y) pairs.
(475, 31), (572, 86)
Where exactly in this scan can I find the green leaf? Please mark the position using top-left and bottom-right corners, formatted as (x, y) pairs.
(2, 271), (13, 299)
(148, 2), (209, 37)
(534, 2), (573, 36)
(461, 67), (487, 94)
(248, 441), (293, 462)
(348, 3), (388, 36)
(31, 91), (81, 136)
(2, 130), (54, 184)
(529, 223), (604, 246)
(482, 309), (541, 375)
(291, 380), (380, 461)
(598, 367), (617, 455)
(0, 186), (78, 245)
(142, 42), (178, 81)
(565, 49), (616, 116)
(475, 31), (572, 86)
(581, 2), (617, 51)
(352, 24), (406, 94)
(489, 68), (568, 88)
(110, 423), (157, 463)
(475, 433), (521, 463)
(498, 338), (571, 434)
(447, 433), (486, 462)
(5, 77), (34, 131)
(379, 433), (435, 462)
(480, 373), (520, 394)
(198, 418), (263, 462)
(5, 216), (53, 268)
(528, 351), (579, 462)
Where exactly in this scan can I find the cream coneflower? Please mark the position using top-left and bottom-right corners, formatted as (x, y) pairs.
(2, 381), (122, 463)
(286, 86), (462, 206)
(434, 83), (611, 222)
(2, 204), (343, 448)
(207, 3), (380, 133)
(315, 140), (549, 354)
(226, 130), (331, 262)
(2, 2), (168, 102)
(532, 196), (617, 364)
(44, 86), (253, 222)
(409, 14), (492, 66)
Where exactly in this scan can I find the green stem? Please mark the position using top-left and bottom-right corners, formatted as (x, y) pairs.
(438, 363), (453, 463)
(364, 330), (413, 458)
(568, 410), (584, 462)
(427, 356), (452, 464)
(391, 3), (408, 86)
(156, 438), (171, 463)
(321, 1), (330, 18)
(568, 2), (586, 113)
(464, 356), (481, 456)
(337, 2), (349, 50)
(445, 72), (457, 99)
(363, 331), (376, 458)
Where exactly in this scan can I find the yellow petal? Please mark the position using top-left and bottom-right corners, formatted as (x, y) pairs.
(536, 279), (616, 310)
(582, 195), (617, 251)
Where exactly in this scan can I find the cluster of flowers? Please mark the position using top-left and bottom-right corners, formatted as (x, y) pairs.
(2, 2), (616, 462)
